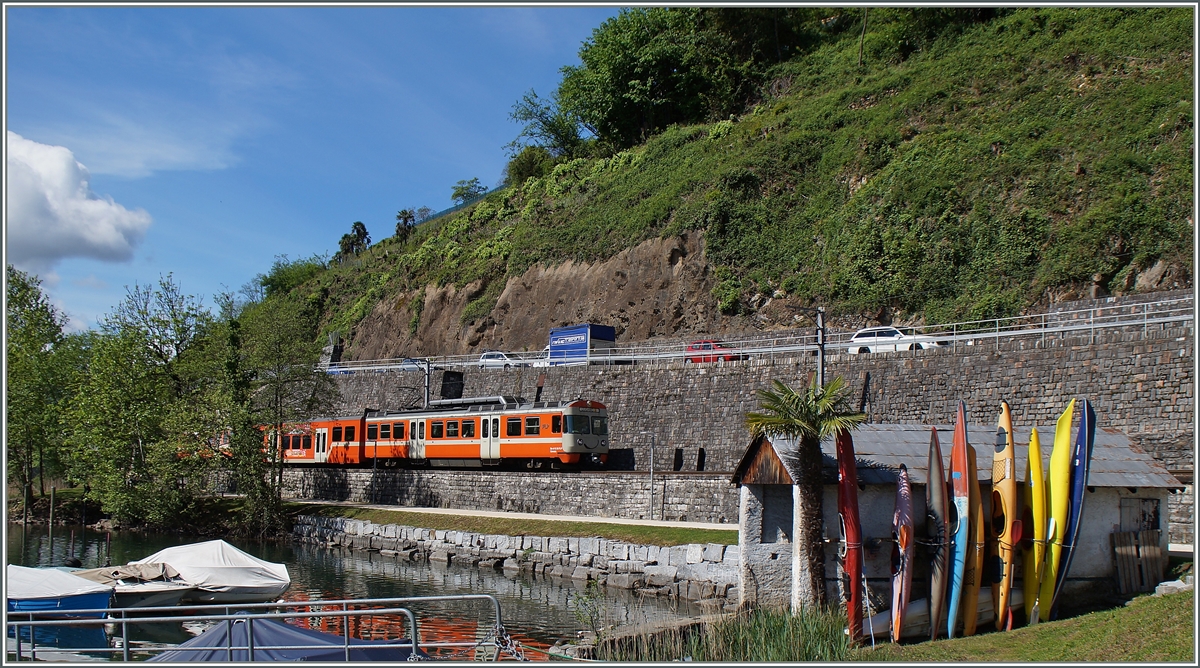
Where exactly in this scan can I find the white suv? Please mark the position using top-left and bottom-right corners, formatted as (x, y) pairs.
(478, 351), (526, 368)
(845, 327), (950, 354)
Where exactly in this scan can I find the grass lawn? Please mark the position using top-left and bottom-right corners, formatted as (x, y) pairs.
(285, 503), (739, 547)
(857, 590), (1195, 662)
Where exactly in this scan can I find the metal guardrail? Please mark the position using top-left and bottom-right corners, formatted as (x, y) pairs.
(6, 594), (513, 662)
(324, 296), (1193, 373)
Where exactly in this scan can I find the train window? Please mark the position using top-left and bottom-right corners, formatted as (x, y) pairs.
(302, 435), (312, 450)
(418, 422), (425, 439)
(551, 415), (562, 433)
(525, 417), (540, 436)
(380, 424), (391, 439)
(447, 421), (459, 438)
(482, 419), (489, 438)
(367, 424), (378, 440)
(462, 420), (475, 438)
(395, 422), (406, 439)
(591, 417), (609, 436)
(506, 418), (522, 436)
(431, 421), (444, 438)
(565, 415), (590, 435)
(333, 426), (343, 442)
(345, 426), (356, 441)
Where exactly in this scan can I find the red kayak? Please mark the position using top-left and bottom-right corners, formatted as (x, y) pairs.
(837, 429), (863, 643)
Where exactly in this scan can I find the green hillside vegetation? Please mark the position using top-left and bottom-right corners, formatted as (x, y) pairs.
(278, 7), (1191, 341)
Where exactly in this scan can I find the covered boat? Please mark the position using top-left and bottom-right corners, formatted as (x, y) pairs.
(6, 565), (113, 618)
(72, 564), (197, 609)
(147, 617), (423, 662)
(131, 540), (290, 604)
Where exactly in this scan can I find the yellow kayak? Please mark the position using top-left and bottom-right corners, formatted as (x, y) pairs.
(1022, 428), (1047, 624)
(1039, 400), (1076, 618)
(991, 401), (1019, 630)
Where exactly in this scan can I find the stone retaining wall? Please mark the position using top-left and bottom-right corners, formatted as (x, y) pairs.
(291, 515), (741, 610)
(283, 470), (738, 524)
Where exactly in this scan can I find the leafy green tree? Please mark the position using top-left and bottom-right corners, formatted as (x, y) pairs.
(231, 294), (338, 535)
(334, 222), (371, 263)
(503, 145), (557, 187)
(256, 255), (326, 299)
(744, 376), (865, 609)
(451, 178), (487, 205)
(395, 209), (416, 244)
(558, 8), (748, 149)
(64, 276), (220, 528)
(6, 266), (71, 502)
(508, 89), (589, 158)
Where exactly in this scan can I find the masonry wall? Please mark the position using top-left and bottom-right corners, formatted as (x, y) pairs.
(291, 514), (740, 610)
(737, 485), (795, 608)
(283, 469), (739, 524)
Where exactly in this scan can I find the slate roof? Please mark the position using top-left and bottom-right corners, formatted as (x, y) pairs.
(736, 423), (1182, 491)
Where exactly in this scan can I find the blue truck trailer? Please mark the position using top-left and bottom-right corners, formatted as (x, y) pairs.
(546, 324), (617, 366)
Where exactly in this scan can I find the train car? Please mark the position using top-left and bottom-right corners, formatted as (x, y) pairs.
(271, 396), (609, 468)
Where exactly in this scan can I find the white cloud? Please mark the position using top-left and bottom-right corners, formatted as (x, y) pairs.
(5, 131), (152, 273)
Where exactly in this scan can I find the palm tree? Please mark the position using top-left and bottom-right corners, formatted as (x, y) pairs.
(395, 209), (415, 244)
(745, 375), (865, 609)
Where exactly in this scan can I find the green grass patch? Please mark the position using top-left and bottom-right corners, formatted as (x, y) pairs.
(858, 590), (1195, 663)
(285, 503), (737, 547)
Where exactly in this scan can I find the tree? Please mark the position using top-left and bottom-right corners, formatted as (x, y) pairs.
(233, 295), (338, 536)
(6, 266), (70, 502)
(415, 206), (434, 223)
(744, 375), (865, 609)
(451, 178), (486, 205)
(333, 222), (371, 263)
(508, 89), (589, 158)
(65, 276), (220, 528)
(395, 209), (416, 244)
(503, 145), (557, 187)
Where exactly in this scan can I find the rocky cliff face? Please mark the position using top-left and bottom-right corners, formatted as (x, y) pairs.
(345, 232), (749, 360)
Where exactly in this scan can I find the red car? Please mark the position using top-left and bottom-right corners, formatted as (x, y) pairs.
(685, 339), (748, 363)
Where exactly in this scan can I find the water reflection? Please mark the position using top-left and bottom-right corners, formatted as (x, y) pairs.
(7, 525), (702, 659)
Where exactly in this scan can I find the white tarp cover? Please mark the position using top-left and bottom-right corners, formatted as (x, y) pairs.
(7, 565), (114, 600)
(131, 540), (289, 595)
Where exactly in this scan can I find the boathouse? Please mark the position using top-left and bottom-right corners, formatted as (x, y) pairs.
(731, 423), (1183, 612)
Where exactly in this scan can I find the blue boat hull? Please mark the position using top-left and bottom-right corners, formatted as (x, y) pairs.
(7, 591), (112, 619)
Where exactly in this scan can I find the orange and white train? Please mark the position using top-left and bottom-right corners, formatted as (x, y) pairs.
(270, 396), (609, 468)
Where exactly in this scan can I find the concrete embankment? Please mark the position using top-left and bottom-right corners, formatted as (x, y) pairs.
(291, 514), (740, 610)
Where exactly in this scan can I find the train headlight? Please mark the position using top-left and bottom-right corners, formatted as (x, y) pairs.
(601, 439), (607, 448)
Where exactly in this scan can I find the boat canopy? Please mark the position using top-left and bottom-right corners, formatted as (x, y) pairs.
(147, 617), (422, 662)
(72, 563), (183, 586)
(6, 565), (113, 600)
(131, 540), (289, 595)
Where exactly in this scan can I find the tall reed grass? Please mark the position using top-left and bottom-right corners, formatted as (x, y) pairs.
(596, 606), (851, 662)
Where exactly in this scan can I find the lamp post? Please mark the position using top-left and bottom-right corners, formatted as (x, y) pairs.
(640, 431), (656, 520)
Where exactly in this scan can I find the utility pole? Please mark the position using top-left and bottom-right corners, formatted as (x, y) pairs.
(423, 359), (431, 408)
(816, 307), (826, 387)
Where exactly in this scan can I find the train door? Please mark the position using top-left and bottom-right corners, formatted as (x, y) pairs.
(412, 419), (427, 460)
(481, 414), (501, 461)
(314, 428), (329, 463)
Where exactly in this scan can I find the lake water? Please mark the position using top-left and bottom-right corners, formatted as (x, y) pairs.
(6, 525), (703, 660)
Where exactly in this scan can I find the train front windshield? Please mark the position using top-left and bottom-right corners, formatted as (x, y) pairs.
(565, 415), (591, 435)
(591, 416), (608, 436)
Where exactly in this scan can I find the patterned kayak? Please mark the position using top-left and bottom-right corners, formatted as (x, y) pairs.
(837, 429), (864, 643)
(891, 464), (914, 643)
(946, 401), (971, 639)
(961, 442), (985, 636)
(990, 401), (1020, 631)
(926, 427), (949, 640)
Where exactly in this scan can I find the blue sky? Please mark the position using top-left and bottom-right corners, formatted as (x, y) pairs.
(5, 4), (620, 331)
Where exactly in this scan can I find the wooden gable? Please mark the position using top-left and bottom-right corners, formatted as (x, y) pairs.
(731, 435), (795, 486)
